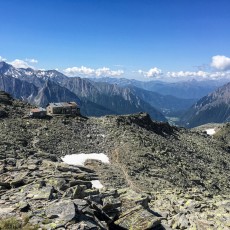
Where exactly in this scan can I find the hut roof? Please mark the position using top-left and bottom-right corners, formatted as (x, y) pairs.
(48, 102), (78, 108)
(30, 108), (46, 113)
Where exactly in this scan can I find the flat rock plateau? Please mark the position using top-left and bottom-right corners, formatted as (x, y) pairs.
(0, 91), (229, 230)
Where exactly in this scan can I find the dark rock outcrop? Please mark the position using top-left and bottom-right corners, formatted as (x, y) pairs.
(0, 91), (13, 105)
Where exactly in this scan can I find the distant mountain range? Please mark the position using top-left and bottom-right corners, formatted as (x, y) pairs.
(90, 77), (226, 99)
(1, 61), (230, 126)
(181, 82), (230, 127)
(0, 62), (165, 121)
(125, 86), (196, 116)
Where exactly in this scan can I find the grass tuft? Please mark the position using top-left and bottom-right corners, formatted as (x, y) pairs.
(0, 217), (21, 230)
(0, 217), (39, 230)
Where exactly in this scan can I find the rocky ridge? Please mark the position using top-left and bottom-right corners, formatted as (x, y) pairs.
(0, 91), (230, 229)
(0, 92), (163, 229)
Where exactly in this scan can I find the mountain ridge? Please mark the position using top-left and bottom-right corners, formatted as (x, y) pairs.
(0, 62), (166, 121)
(90, 76), (227, 99)
(181, 82), (230, 127)
(2, 61), (230, 125)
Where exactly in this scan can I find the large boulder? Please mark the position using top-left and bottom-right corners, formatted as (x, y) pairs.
(46, 200), (76, 226)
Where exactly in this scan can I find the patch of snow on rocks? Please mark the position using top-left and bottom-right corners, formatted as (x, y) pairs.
(91, 180), (104, 189)
(206, 128), (216, 135)
(61, 153), (110, 166)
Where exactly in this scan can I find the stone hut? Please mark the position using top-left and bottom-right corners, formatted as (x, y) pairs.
(46, 102), (80, 115)
(29, 107), (47, 118)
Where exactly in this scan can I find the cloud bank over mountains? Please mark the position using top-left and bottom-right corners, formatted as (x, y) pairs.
(166, 70), (230, 80)
(63, 66), (124, 77)
(1, 55), (230, 80)
(6, 58), (39, 69)
(136, 55), (230, 80)
(136, 68), (230, 80)
(138, 67), (162, 78)
(10, 59), (33, 69)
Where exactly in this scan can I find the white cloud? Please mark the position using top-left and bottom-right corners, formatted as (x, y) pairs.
(64, 66), (94, 76)
(211, 55), (230, 71)
(10, 59), (32, 69)
(167, 71), (208, 78)
(63, 66), (124, 77)
(146, 68), (162, 78)
(166, 70), (230, 80)
(95, 67), (124, 77)
(138, 67), (162, 78)
(209, 71), (230, 79)
(0, 56), (7, 61)
(25, 58), (38, 64)
(136, 56), (230, 80)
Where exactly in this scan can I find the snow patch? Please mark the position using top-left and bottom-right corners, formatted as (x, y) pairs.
(91, 180), (103, 189)
(61, 153), (110, 166)
(206, 128), (216, 135)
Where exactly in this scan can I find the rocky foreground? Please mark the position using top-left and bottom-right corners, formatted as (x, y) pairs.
(0, 91), (230, 229)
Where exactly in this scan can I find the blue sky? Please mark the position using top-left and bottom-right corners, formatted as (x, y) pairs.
(1, 0), (230, 80)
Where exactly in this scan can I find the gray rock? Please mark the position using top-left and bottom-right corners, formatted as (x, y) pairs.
(115, 205), (161, 229)
(102, 196), (121, 212)
(31, 186), (55, 200)
(46, 200), (76, 226)
(73, 199), (88, 211)
(69, 180), (92, 189)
